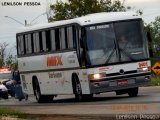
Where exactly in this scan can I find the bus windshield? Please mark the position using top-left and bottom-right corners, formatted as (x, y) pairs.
(85, 20), (149, 66)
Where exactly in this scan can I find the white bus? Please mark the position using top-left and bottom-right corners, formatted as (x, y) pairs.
(16, 12), (151, 103)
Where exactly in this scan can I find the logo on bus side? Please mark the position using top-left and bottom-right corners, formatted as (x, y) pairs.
(47, 55), (63, 67)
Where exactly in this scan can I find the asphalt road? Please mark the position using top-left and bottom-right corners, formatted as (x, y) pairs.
(0, 86), (160, 120)
(1, 86), (160, 105)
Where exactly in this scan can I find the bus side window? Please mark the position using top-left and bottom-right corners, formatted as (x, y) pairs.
(64, 27), (68, 49)
(50, 30), (56, 51)
(25, 34), (32, 54)
(42, 31), (47, 51)
(55, 29), (60, 50)
(33, 32), (40, 53)
(39, 32), (43, 52)
(46, 30), (51, 51)
(72, 26), (77, 49)
(60, 28), (66, 49)
(17, 35), (25, 55)
(31, 33), (34, 53)
(67, 27), (73, 48)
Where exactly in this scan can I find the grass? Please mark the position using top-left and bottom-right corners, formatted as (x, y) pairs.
(151, 74), (160, 86)
(0, 107), (27, 119)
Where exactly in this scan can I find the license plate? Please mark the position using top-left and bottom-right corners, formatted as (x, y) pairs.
(117, 80), (128, 86)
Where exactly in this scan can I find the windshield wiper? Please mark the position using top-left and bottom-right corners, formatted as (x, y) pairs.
(105, 47), (116, 64)
(104, 47), (135, 64)
(119, 48), (135, 61)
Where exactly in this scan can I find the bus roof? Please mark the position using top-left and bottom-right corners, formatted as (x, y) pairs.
(17, 12), (141, 33)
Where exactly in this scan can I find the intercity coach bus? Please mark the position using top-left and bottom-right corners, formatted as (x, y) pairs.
(16, 12), (151, 103)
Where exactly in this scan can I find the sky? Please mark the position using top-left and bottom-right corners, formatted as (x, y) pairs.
(125, 0), (160, 23)
(0, 0), (160, 55)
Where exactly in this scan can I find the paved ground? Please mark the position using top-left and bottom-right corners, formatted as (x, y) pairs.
(0, 86), (160, 120)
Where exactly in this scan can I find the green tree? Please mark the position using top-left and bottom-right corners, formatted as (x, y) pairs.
(146, 16), (160, 56)
(5, 54), (18, 70)
(49, 0), (129, 22)
(0, 42), (9, 67)
(0, 42), (18, 70)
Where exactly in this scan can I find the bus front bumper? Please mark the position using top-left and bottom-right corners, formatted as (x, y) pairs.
(90, 74), (151, 94)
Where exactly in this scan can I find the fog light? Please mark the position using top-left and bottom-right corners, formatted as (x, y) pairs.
(137, 67), (150, 72)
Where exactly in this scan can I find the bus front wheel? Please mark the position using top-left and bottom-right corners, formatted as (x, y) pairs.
(128, 87), (139, 97)
(73, 75), (82, 101)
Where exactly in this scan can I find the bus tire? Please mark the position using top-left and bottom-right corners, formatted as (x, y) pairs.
(128, 87), (139, 97)
(3, 94), (8, 99)
(43, 95), (54, 103)
(82, 94), (93, 100)
(33, 78), (54, 103)
(72, 75), (82, 101)
(34, 79), (44, 103)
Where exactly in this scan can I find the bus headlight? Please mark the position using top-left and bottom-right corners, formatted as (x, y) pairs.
(89, 73), (106, 80)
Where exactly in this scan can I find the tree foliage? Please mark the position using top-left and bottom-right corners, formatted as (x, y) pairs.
(49, 0), (128, 22)
(5, 55), (18, 70)
(146, 16), (160, 56)
(0, 42), (9, 67)
(0, 42), (17, 70)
